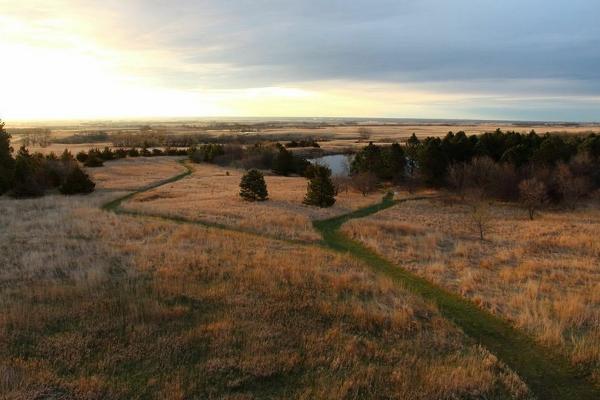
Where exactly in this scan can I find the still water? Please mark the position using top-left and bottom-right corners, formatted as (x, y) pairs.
(307, 154), (354, 176)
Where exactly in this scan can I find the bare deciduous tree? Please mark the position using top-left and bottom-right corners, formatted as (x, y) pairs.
(555, 163), (589, 209)
(465, 189), (492, 241)
(351, 171), (378, 196)
(331, 175), (350, 195)
(518, 178), (547, 220)
(357, 127), (373, 142)
(447, 162), (468, 199)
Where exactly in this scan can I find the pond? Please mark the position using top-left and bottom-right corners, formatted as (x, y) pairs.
(307, 154), (354, 176)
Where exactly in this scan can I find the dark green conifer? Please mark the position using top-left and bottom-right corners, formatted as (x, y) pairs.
(0, 120), (15, 194)
(303, 165), (336, 208)
(239, 169), (268, 201)
(59, 165), (95, 195)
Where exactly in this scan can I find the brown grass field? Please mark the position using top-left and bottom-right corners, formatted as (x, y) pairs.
(342, 198), (600, 384)
(122, 163), (383, 241)
(8, 120), (600, 156)
(0, 173), (530, 398)
(2, 123), (598, 397)
(88, 157), (186, 191)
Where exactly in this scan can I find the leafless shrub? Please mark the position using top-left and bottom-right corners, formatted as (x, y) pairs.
(351, 172), (378, 196)
(465, 189), (492, 241)
(20, 129), (52, 148)
(331, 175), (351, 195)
(519, 178), (547, 220)
(555, 163), (590, 209)
(447, 162), (468, 199)
(357, 127), (373, 141)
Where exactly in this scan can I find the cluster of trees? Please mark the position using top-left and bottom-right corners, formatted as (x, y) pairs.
(53, 131), (110, 145)
(189, 144), (225, 163)
(351, 142), (406, 181)
(239, 164), (336, 208)
(347, 130), (600, 212)
(75, 146), (191, 168)
(193, 143), (312, 177)
(18, 128), (52, 148)
(285, 140), (320, 148)
(409, 130), (600, 187)
(0, 121), (95, 197)
(111, 126), (332, 148)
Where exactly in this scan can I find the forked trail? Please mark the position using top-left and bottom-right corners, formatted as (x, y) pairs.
(102, 161), (600, 400)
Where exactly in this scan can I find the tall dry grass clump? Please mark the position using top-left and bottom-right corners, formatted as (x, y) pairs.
(342, 198), (600, 383)
(0, 192), (529, 399)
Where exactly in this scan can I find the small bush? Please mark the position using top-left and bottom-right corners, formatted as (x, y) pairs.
(76, 151), (89, 163)
(99, 147), (114, 161)
(84, 154), (104, 168)
(114, 148), (128, 158)
(11, 147), (45, 198)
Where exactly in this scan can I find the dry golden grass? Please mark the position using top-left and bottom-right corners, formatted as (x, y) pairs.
(87, 156), (186, 191)
(342, 198), (600, 382)
(10, 121), (599, 156)
(122, 163), (383, 241)
(0, 193), (529, 399)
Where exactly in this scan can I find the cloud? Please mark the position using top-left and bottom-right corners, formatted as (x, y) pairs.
(1, 0), (599, 120)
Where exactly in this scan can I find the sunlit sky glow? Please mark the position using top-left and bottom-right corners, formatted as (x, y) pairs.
(1, 0), (599, 121)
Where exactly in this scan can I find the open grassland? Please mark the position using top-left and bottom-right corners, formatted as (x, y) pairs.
(88, 157), (186, 191)
(342, 199), (600, 384)
(8, 120), (600, 156)
(0, 192), (530, 399)
(122, 163), (383, 242)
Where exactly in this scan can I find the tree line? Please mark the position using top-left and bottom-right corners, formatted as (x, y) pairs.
(0, 121), (95, 197)
(349, 130), (600, 210)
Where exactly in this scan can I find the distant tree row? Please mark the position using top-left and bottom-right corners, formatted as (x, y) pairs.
(74, 146), (191, 168)
(192, 143), (312, 177)
(285, 140), (320, 148)
(409, 130), (600, 186)
(0, 121), (95, 197)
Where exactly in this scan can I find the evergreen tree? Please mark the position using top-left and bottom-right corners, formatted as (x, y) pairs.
(83, 153), (104, 167)
(60, 149), (75, 162)
(76, 151), (89, 163)
(405, 133), (421, 171)
(12, 146), (45, 197)
(0, 120), (15, 194)
(60, 165), (96, 195)
(303, 165), (336, 207)
(417, 137), (448, 186)
(351, 142), (384, 176)
(272, 145), (295, 176)
(100, 147), (114, 160)
(239, 169), (268, 201)
(386, 142), (406, 181)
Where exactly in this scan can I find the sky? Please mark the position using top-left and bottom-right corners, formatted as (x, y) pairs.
(1, 0), (599, 121)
